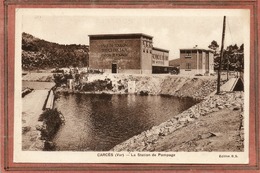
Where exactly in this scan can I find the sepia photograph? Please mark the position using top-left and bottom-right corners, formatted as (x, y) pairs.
(13, 8), (250, 164)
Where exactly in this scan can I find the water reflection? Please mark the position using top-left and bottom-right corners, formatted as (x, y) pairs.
(53, 94), (199, 151)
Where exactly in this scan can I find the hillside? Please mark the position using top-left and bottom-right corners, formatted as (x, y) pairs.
(22, 32), (89, 70)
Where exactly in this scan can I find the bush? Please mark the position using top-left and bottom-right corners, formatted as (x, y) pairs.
(139, 90), (149, 96)
(82, 82), (95, 91)
(38, 108), (64, 140)
(81, 79), (113, 92)
(118, 85), (125, 90)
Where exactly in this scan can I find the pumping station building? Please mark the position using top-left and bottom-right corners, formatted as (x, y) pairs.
(179, 48), (214, 75)
(170, 48), (214, 75)
(88, 33), (171, 74)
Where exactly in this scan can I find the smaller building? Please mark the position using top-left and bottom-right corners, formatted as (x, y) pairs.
(152, 47), (170, 74)
(179, 48), (214, 75)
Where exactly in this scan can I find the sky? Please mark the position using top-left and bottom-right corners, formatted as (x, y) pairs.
(19, 9), (250, 60)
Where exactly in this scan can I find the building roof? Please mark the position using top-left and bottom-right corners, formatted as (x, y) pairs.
(89, 33), (153, 39)
(180, 48), (214, 53)
(152, 47), (169, 53)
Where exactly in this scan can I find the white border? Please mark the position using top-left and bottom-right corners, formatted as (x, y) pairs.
(14, 8), (250, 164)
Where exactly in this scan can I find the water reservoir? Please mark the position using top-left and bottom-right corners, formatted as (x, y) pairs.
(53, 93), (199, 151)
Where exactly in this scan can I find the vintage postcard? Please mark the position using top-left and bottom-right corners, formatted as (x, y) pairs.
(12, 8), (250, 164)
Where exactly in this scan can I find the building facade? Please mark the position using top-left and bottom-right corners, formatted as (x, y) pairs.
(151, 47), (169, 73)
(179, 48), (214, 75)
(88, 33), (170, 74)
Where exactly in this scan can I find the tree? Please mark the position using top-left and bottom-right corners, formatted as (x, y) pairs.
(220, 44), (244, 72)
(208, 40), (244, 72)
(208, 40), (220, 53)
(208, 40), (221, 70)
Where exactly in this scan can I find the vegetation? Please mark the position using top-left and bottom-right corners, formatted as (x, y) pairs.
(80, 79), (113, 92)
(38, 108), (64, 141)
(53, 73), (73, 87)
(22, 32), (89, 70)
(208, 41), (244, 72)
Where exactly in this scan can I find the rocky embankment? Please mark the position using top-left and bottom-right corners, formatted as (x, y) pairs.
(24, 73), (221, 100)
(58, 74), (221, 100)
(111, 92), (244, 152)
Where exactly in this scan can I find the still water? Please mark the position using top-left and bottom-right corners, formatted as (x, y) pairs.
(53, 93), (199, 151)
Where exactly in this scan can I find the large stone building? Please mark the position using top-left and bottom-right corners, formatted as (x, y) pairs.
(170, 48), (214, 75)
(88, 33), (170, 74)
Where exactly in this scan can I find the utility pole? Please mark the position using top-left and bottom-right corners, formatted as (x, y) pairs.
(227, 55), (229, 80)
(217, 16), (226, 95)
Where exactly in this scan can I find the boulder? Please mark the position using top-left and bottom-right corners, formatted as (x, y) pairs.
(22, 126), (31, 134)
(218, 106), (224, 109)
(198, 132), (216, 139)
(233, 107), (241, 111)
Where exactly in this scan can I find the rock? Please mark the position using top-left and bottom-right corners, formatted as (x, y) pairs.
(218, 106), (224, 109)
(36, 124), (43, 131)
(158, 131), (166, 136)
(147, 135), (157, 144)
(22, 126), (31, 134)
(179, 117), (189, 122)
(200, 112), (206, 116)
(211, 108), (219, 112)
(202, 107), (210, 113)
(224, 103), (232, 108)
(29, 138), (45, 151)
(191, 113), (200, 118)
(198, 132), (216, 139)
(187, 112), (194, 118)
(152, 128), (161, 135)
(231, 102), (238, 106)
(233, 107), (240, 111)
(210, 103), (215, 108)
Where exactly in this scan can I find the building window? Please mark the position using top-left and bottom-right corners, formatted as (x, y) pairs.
(150, 50), (152, 53)
(185, 51), (192, 58)
(186, 63), (191, 70)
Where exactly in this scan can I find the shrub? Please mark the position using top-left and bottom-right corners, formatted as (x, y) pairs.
(38, 108), (64, 140)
